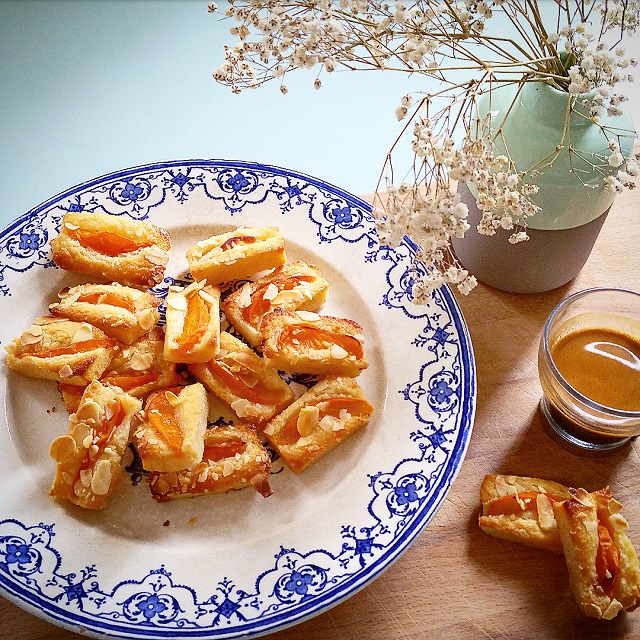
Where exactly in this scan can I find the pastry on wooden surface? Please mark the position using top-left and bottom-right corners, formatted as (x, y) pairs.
(163, 280), (221, 363)
(5, 316), (118, 386)
(133, 383), (208, 472)
(263, 376), (374, 473)
(222, 260), (329, 348)
(553, 487), (640, 620)
(50, 211), (170, 288)
(148, 422), (272, 501)
(188, 331), (295, 424)
(478, 474), (571, 553)
(49, 282), (161, 344)
(261, 309), (368, 377)
(49, 380), (142, 510)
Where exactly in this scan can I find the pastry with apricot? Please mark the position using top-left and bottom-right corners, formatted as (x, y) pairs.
(478, 474), (571, 553)
(5, 317), (118, 386)
(133, 383), (208, 472)
(148, 423), (272, 501)
(49, 282), (161, 344)
(261, 309), (368, 377)
(263, 376), (374, 473)
(49, 380), (142, 510)
(553, 487), (640, 620)
(222, 260), (329, 348)
(186, 226), (286, 285)
(188, 331), (295, 424)
(50, 211), (170, 288)
(163, 280), (221, 363)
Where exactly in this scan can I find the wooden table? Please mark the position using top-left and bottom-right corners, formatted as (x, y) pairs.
(3, 185), (640, 640)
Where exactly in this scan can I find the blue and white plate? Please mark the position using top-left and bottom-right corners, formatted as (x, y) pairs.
(0, 160), (475, 639)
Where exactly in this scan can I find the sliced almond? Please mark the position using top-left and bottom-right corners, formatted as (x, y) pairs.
(227, 350), (262, 373)
(80, 468), (93, 488)
(236, 283), (253, 309)
(536, 494), (556, 530)
(138, 308), (157, 331)
(76, 399), (103, 423)
(331, 344), (349, 359)
(58, 364), (74, 379)
(199, 288), (218, 306)
(64, 222), (80, 231)
(71, 323), (95, 344)
(144, 246), (169, 266)
(297, 405), (320, 437)
(183, 280), (204, 297)
(167, 293), (188, 312)
(49, 434), (77, 462)
(20, 325), (44, 345)
(91, 460), (112, 495)
(262, 283), (279, 301)
(296, 310), (321, 322)
(263, 422), (275, 436)
(271, 289), (304, 306)
(129, 350), (154, 371)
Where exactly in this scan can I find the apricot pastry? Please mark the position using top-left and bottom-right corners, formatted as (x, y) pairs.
(222, 260), (329, 348)
(553, 487), (640, 620)
(261, 309), (368, 377)
(133, 383), (208, 472)
(478, 474), (571, 553)
(50, 211), (170, 288)
(49, 282), (161, 344)
(188, 331), (295, 424)
(49, 380), (142, 510)
(5, 316), (118, 386)
(148, 423), (272, 501)
(263, 376), (374, 473)
(186, 226), (286, 285)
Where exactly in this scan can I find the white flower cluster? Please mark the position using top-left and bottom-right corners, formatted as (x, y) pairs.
(211, 0), (638, 297)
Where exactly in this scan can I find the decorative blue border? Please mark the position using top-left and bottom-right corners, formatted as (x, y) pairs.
(0, 160), (476, 639)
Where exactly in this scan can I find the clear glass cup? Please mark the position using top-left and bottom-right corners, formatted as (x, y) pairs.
(538, 287), (640, 453)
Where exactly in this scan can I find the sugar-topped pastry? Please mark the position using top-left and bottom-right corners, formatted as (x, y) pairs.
(188, 331), (295, 424)
(261, 309), (368, 377)
(133, 383), (208, 472)
(148, 423), (272, 501)
(186, 226), (287, 285)
(222, 260), (329, 348)
(553, 487), (640, 619)
(263, 376), (374, 473)
(163, 280), (221, 363)
(49, 380), (142, 510)
(478, 474), (572, 553)
(5, 316), (118, 386)
(49, 282), (161, 345)
(50, 211), (170, 288)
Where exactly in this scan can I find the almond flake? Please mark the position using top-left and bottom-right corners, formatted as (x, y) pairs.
(76, 400), (103, 423)
(91, 460), (112, 495)
(296, 435), (315, 447)
(271, 289), (304, 306)
(183, 280), (204, 297)
(49, 434), (77, 462)
(237, 283), (253, 309)
(129, 350), (154, 371)
(199, 289), (218, 306)
(262, 283), (279, 301)
(339, 409), (352, 421)
(58, 364), (74, 379)
(227, 350), (262, 373)
(331, 344), (349, 359)
(167, 293), (188, 312)
(221, 460), (235, 477)
(71, 323), (95, 344)
(231, 398), (253, 418)
(165, 390), (181, 406)
(319, 415), (337, 431)
(609, 513), (629, 533)
(137, 308), (157, 331)
(536, 494), (556, 530)
(20, 326), (44, 345)
(64, 222), (80, 231)
(307, 349), (323, 360)
(297, 405), (320, 437)
(263, 423), (275, 436)
(296, 310), (321, 322)
(144, 246), (168, 266)
(238, 372), (259, 389)
(80, 468), (93, 488)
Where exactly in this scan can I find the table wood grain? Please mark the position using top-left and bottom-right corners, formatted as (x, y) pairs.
(2, 185), (640, 640)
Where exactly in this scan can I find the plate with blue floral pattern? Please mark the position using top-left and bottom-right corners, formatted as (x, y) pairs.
(0, 160), (475, 639)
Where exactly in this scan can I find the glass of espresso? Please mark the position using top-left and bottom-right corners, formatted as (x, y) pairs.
(538, 287), (640, 453)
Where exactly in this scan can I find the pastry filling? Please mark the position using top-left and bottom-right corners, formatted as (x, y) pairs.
(243, 275), (314, 325)
(101, 372), (160, 391)
(596, 523), (620, 596)
(76, 291), (136, 313)
(484, 491), (563, 517)
(79, 399), (124, 473)
(27, 338), (115, 359)
(146, 389), (184, 451)
(203, 438), (247, 462)
(66, 227), (152, 257)
(175, 292), (210, 355)
(277, 325), (363, 359)
(219, 235), (258, 252)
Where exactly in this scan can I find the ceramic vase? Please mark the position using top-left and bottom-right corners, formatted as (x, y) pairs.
(451, 81), (635, 293)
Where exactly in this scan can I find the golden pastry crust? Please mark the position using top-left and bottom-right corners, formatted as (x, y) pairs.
(261, 309), (368, 377)
(478, 474), (572, 553)
(222, 260), (329, 348)
(148, 423), (272, 501)
(188, 331), (295, 425)
(50, 211), (170, 288)
(163, 281), (221, 363)
(49, 282), (161, 345)
(5, 316), (118, 386)
(186, 226), (287, 285)
(263, 376), (374, 473)
(553, 487), (640, 619)
(133, 383), (208, 472)
(49, 380), (142, 510)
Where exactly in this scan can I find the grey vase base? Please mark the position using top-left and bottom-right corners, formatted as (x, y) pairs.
(451, 182), (610, 294)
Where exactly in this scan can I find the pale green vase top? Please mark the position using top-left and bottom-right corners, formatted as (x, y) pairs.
(475, 81), (635, 230)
